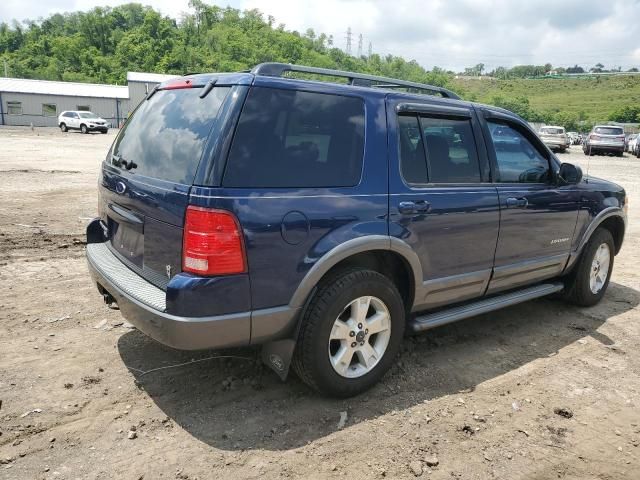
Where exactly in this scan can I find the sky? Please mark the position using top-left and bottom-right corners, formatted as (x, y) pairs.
(2, 0), (640, 72)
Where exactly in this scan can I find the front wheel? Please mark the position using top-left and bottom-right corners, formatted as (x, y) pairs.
(80, 124), (88, 134)
(563, 228), (614, 307)
(292, 269), (405, 397)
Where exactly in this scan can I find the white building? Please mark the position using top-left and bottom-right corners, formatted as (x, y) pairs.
(0, 71), (178, 128)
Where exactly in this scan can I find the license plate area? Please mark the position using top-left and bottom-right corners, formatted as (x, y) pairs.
(109, 217), (144, 267)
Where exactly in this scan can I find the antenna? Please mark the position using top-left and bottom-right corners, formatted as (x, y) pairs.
(586, 137), (591, 183)
(345, 27), (352, 55)
(357, 34), (363, 57)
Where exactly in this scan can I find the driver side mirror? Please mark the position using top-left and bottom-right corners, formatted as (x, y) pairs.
(558, 162), (583, 185)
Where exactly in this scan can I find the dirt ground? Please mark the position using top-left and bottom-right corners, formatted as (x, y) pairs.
(0, 126), (639, 480)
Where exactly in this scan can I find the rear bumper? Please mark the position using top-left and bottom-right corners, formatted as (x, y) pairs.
(587, 142), (624, 152)
(85, 219), (299, 350)
(542, 139), (568, 148)
(87, 241), (252, 350)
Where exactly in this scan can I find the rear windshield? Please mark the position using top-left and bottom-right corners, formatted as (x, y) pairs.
(111, 87), (230, 184)
(541, 127), (564, 134)
(594, 126), (624, 135)
(223, 87), (365, 188)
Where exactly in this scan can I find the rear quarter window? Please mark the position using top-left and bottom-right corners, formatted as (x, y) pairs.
(111, 87), (230, 184)
(223, 87), (365, 188)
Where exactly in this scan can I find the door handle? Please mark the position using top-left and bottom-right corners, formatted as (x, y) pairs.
(506, 197), (528, 208)
(398, 200), (431, 214)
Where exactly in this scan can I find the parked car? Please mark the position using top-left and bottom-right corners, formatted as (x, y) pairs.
(626, 134), (638, 153)
(567, 131), (581, 145)
(58, 110), (109, 134)
(583, 125), (626, 156)
(86, 63), (627, 397)
(539, 126), (570, 152)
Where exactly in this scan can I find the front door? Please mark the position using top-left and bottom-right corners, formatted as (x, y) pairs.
(387, 100), (500, 312)
(480, 112), (581, 293)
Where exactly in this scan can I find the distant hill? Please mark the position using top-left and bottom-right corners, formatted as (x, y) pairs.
(0, 2), (448, 88)
(454, 75), (640, 127)
(1, 2), (638, 127)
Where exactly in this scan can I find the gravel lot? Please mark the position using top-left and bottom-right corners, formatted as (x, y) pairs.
(1, 126), (639, 479)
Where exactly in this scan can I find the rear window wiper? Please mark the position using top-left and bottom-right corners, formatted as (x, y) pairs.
(111, 154), (137, 171)
(199, 77), (218, 99)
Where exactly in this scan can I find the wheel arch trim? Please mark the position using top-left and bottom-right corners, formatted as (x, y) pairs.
(288, 235), (423, 309)
(565, 207), (626, 272)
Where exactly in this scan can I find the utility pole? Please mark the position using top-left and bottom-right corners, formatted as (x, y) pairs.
(357, 34), (363, 57)
(3, 59), (8, 77)
(368, 41), (373, 58)
(345, 27), (352, 55)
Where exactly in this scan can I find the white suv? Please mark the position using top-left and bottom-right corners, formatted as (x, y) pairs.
(58, 111), (109, 134)
(538, 125), (569, 152)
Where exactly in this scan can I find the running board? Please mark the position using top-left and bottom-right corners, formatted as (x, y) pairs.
(409, 282), (564, 333)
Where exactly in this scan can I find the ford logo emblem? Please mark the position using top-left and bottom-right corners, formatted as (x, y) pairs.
(115, 181), (127, 195)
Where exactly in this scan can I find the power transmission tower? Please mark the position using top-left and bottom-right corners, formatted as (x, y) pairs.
(368, 41), (373, 58)
(345, 27), (352, 55)
(357, 34), (363, 57)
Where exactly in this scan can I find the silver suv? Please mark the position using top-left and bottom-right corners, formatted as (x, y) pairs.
(58, 111), (109, 134)
(583, 125), (625, 156)
(539, 126), (569, 152)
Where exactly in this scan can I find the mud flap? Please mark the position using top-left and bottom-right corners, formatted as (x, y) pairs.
(260, 286), (317, 381)
(261, 339), (296, 381)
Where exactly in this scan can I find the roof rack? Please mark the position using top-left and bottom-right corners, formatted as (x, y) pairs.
(251, 63), (460, 100)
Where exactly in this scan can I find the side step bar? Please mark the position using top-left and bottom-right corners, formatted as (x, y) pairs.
(409, 282), (564, 333)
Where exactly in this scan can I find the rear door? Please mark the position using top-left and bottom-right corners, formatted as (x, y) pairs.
(98, 80), (239, 288)
(480, 110), (581, 293)
(387, 99), (500, 311)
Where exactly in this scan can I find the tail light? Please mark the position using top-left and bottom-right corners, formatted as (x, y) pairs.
(182, 206), (246, 276)
(590, 134), (600, 141)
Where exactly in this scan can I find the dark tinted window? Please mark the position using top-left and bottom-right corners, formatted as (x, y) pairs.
(594, 126), (624, 135)
(398, 115), (428, 184)
(420, 116), (481, 183)
(398, 115), (481, 185)
(111, 87), (230, 184)
(488, 121), (549, 183)
(223, 87), (364, 188)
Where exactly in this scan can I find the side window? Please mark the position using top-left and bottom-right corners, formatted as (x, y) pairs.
(420, 116), (481, 183)
(42, 104), (57, 117)
(223, 87), (364, 188)
(7, 101), (22, 115)
(398, 115), (428, 184)
(398, 114), (481, 185)
(487, 121), (549, 183)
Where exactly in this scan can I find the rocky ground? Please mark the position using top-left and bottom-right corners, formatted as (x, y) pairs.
(0, 127), (639, 479)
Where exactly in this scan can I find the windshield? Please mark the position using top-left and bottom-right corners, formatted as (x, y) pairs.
(541, 127), (564, 134)
(111, 86), (230, 184)
(594, 127), (624, 135)
(78, 112), (98, 118)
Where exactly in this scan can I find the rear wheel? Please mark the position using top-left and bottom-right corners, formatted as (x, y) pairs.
(292, 269), (405, 397)
(59, 123), (67, 132)
(80, 124), (88, 134)
(563, 228), (614, 307)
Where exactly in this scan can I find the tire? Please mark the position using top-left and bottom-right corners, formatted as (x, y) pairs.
(563, 228), (614, 307)
(292, 268), (405, 397)
(59, 123), (67, 132)
(80, 124), (88, 134)
(100, 129), (108, 134)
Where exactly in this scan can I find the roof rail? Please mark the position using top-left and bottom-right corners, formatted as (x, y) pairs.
(251, 63), (460, 100)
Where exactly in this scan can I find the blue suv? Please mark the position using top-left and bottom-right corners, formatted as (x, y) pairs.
(86, 63), (627, 397)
